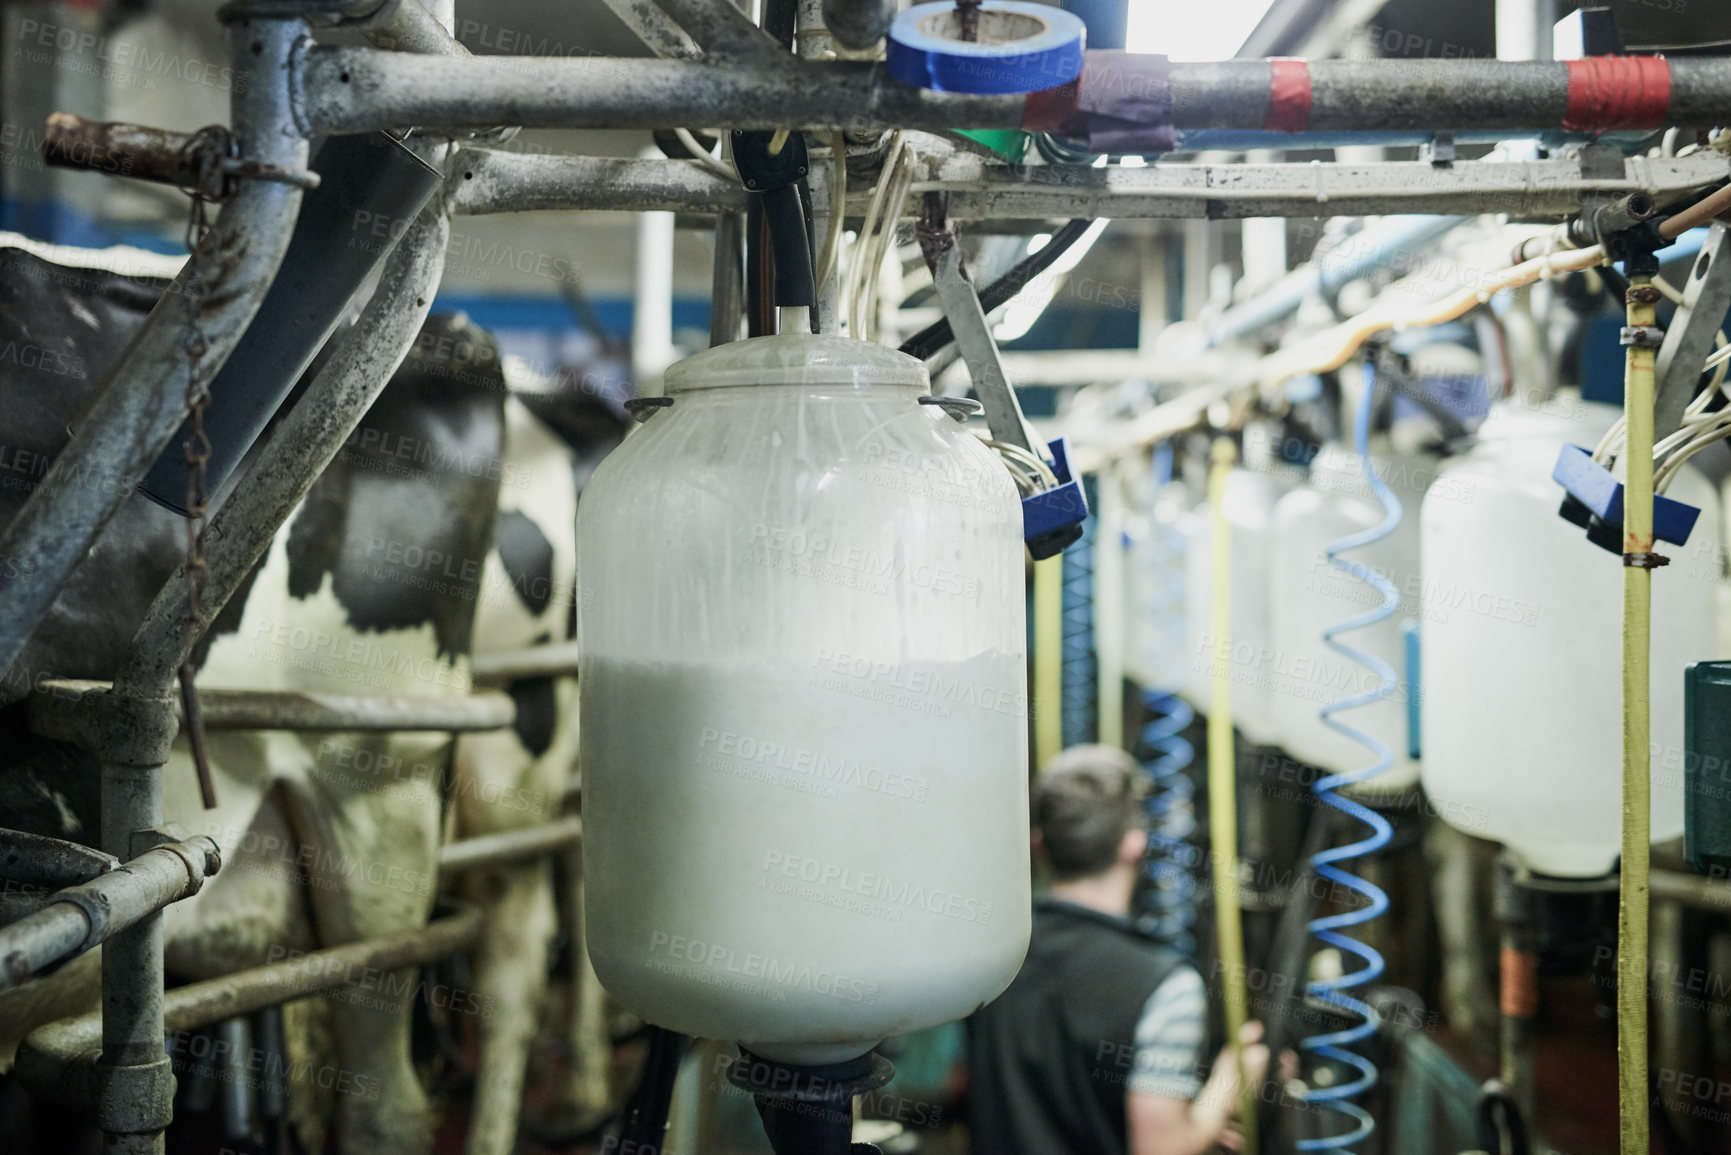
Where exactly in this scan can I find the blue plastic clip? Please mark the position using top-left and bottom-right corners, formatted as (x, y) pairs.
(1552, 443), (1702, 552)
(1023, 437), (1090, 560)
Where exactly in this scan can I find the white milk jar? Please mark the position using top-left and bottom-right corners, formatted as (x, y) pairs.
(576, 334), (1031, 1063)
(1420, 398), (1723, 877)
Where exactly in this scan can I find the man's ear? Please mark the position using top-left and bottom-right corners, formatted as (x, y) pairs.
(1120, 827), (1148, 865)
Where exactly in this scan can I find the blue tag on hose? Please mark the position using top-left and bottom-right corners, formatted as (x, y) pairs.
(886, 1), (1086, 95)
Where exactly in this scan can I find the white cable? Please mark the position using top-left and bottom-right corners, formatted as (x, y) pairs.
(675, 128), (736, 181)
(846, 133), (906, 337)
(815, 131), (848, 293)
(863, 153), (917, 343)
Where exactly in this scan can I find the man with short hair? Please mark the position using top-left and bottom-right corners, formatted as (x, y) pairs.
(967, 744), (1267, 1155)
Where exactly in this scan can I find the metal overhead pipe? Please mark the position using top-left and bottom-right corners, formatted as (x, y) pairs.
(293, 51), (1731, 135)
(1203, 215), (1469, 348)
(452, 150), (745, 215)
(444, 145), (1728, 223)
(0, 17), (310, 689)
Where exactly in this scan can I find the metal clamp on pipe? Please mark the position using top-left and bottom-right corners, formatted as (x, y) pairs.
(0, 835), (221, 992)
(43, 113), (319, 201)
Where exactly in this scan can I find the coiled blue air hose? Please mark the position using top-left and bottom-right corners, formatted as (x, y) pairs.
(1138, 689), (1198, 952)
(1298, 362), (1398, 1153)
(1134, 445), (1199, 953)
(1060, 475), (1099, 748)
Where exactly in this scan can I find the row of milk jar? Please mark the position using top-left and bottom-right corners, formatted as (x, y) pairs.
(1123, 392), (1727, 880)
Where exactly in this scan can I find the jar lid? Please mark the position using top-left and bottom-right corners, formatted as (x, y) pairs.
(663, 334), (930, 392)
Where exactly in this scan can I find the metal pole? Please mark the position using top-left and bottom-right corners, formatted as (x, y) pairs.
(452, 151), (743, 216)
(437, 817), (584, 876)
(0, 17), (310, 687)
(446, 147), (1726, 223)
(115, 204), (450, 698)
(595, 0), (702, 59)
(295, 51), (1731, 135)
(16, 906), (486, 1108)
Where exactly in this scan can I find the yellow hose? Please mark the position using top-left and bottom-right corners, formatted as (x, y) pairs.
(1034, 554), (1063, 768)
(1619, 280), (1657, 1155)
(1207, 438), (1256, 1147)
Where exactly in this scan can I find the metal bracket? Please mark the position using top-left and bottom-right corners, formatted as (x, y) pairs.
(928, 241), (1039, 454)
(928, 237), (1089, 557)
(624, 396), (675, 423)
(1655, 221), (1731, 440)
(918, 394), (982, 423)
(29, 681), (181, 768)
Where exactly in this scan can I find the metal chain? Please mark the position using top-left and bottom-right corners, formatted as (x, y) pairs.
(179, 187), (218, 810)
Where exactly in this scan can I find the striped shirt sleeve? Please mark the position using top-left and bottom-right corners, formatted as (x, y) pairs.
(1125, 965), (1207, 1100)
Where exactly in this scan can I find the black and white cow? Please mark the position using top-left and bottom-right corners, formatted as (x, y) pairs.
(0, 233), (628, 1155)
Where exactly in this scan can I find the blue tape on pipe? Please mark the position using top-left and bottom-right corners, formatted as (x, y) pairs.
(887, 1), (1086, 95)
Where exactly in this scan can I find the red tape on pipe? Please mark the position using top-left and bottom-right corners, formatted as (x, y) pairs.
(1265, 58), (1311, 133)
(1563, 56), (1671, 131)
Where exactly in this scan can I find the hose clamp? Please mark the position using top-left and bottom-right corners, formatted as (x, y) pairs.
(1624, 551), (1671, 569)
(1620, 325), (1664, 348)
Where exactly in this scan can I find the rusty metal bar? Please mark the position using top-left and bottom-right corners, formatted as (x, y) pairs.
(438, 816), (583, 875)
(469, 641), (582, 684)
(44, 114), (227, 199)
(0, 838), (220, 993)
(15, 905), (484, 1109)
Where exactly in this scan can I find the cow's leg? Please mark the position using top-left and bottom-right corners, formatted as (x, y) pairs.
(560, 838), (613, 1128)
(283, 732), (446, 1155)
(464, 860), (555, 1155)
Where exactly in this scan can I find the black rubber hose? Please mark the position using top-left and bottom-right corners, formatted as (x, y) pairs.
(762, 184), (816, 308)
(899, 218), (1094, 361)
(747, 196), (774, 337)
(617, 1027), (685, 1152)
